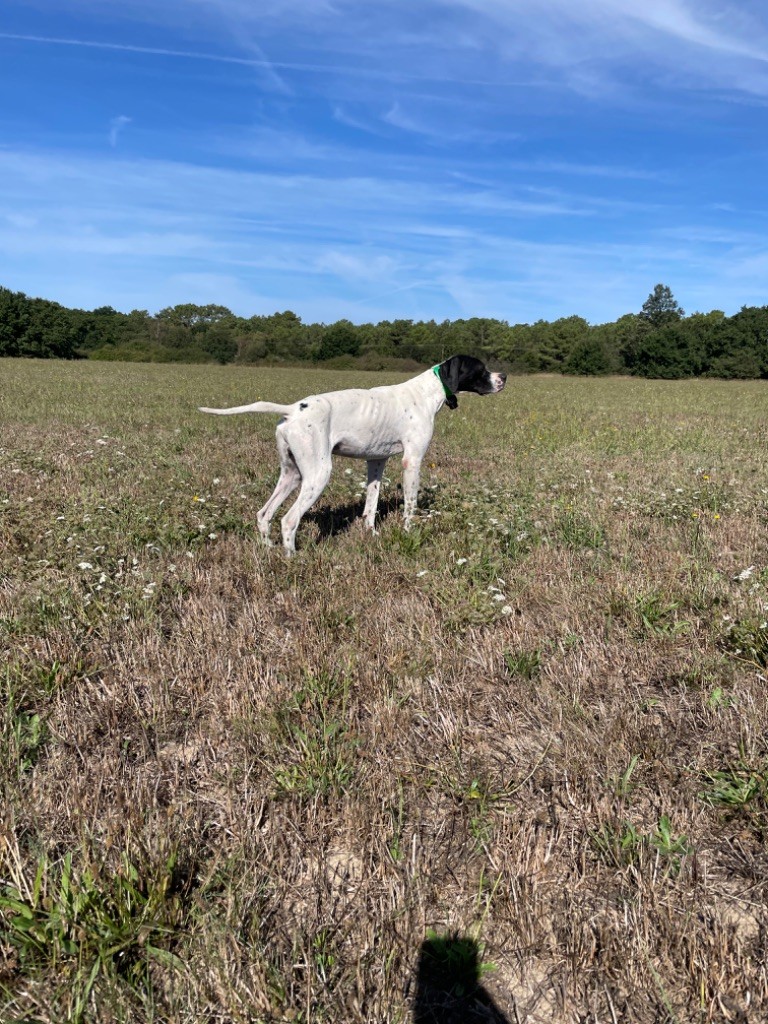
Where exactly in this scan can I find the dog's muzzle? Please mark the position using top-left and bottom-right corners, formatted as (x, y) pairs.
(490, 372), (507, 393)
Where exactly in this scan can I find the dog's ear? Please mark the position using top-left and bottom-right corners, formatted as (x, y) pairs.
(437, 356), (462, 408)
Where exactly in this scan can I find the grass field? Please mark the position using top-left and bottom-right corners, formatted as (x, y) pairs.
(1, 358), (767, 1023)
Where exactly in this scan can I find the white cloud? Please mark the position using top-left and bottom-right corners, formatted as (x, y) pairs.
(1, 142), (765, 324)
(315, 250), (399, 282)
(109, 115), (132, 148)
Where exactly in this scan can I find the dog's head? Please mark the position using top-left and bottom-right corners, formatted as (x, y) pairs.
(436, 355), (506, 409)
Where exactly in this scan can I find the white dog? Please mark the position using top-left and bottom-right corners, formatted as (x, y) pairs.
(200, 355), (506, 553)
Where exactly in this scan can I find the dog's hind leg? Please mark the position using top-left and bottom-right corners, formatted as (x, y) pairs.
(256, 432), (300, 546)
(280, 458), (333, 554)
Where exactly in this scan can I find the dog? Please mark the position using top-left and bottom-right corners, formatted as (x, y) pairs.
(199, 355), (506, 553)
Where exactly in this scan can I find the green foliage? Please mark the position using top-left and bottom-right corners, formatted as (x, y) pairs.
(640, 284), (685, 326)
(721, 618), (768, 667)
(551, 508), (606, 550)
(700, 757), (768, 835)
(592, 815), (690, 873)
(269, 674), (359, 798)
(0, 851), (185, 1019)
(591, 820), (645, 867)
(503, 648), (541, 680)
(632, 591), (690, 637)
(318, 319), (361, 360)
(563, 336), (619, 375)
(650, 814), (690, 862)
(609, 754), (642, 799)
(2, 282), (768, 379)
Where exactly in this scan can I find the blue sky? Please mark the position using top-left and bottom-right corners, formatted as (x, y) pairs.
(1, 1), (767, 326)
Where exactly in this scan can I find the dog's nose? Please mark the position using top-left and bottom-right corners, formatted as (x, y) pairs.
(500, 373), (507, 382)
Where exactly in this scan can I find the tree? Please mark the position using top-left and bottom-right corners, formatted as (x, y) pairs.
(632, 322), (693, 378)
(318, 319), (360, 360)
(20, 299), (85, 359)
(156, 303), (232, 328)
(0, 286), (29, 356)
(563, 337), (620, 376)
(640, 284), (684, 327)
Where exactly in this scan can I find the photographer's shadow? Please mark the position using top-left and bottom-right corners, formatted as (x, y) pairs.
(413, 933), (511, 1024)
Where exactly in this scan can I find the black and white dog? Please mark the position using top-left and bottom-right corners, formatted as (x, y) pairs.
(200, 355), (506, 553)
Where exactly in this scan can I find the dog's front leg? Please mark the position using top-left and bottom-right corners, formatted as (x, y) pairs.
(363, 459), (387, 532)
(401, 454), (423, 530)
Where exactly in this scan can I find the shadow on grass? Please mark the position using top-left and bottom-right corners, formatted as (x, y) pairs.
(304, 494), (403, 540)
(413, 934), (510, 1024)
(304, 481), (443, 542)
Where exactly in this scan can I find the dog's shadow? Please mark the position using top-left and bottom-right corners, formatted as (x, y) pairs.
(304, 483), (443, 541)
(304, 494), (403, 541)
(412, 934), (511, 1023)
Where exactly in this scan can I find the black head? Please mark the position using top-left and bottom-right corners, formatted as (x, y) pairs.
(436, 355), (506, 409)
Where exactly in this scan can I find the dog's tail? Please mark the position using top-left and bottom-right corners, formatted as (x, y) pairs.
(198, 401), (295, 417)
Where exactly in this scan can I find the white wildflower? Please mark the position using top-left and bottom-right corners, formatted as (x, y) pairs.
(78, 561), (93, 570)
(735, 566), (755, 581)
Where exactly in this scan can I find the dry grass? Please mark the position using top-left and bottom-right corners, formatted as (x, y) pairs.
(1, 358), (767, 1023)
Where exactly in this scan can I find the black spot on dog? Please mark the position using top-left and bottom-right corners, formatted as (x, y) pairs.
(299, 402), (308, 410)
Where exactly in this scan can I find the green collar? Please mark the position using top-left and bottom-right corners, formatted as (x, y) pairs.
(433, 364), (454, 401)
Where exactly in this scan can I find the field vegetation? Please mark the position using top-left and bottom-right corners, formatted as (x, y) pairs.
(1, 359), (767, 1022)
(2, 282), (768, 380)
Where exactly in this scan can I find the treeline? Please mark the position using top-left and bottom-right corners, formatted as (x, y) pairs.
(1, 283), (767, 378)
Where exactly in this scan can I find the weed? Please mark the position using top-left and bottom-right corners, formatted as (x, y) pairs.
(0, 851), (185, 1020)
(649, 815), (691, 868)
(382, 524), (430, 555)
(503, 648), (541, 680)
(706, 686), (734, 710)
(721, 618), (768, 667)
(551, 508), (606, 551)
(700, 757), (768, 826)
(270, 674), (359, 798)
(591, 820), (645, 868)
(633, 591), (690, 637)
(592, 816), (690, 875)
(608, 754), (641, 799)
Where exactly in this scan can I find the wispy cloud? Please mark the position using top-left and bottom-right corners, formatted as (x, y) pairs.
(382, 101), (519, 145)
(109, 115), (131, 148)
(1, 143), (766, 324)
(448, 0), (768, 95)
(0, 30), (515, 86)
